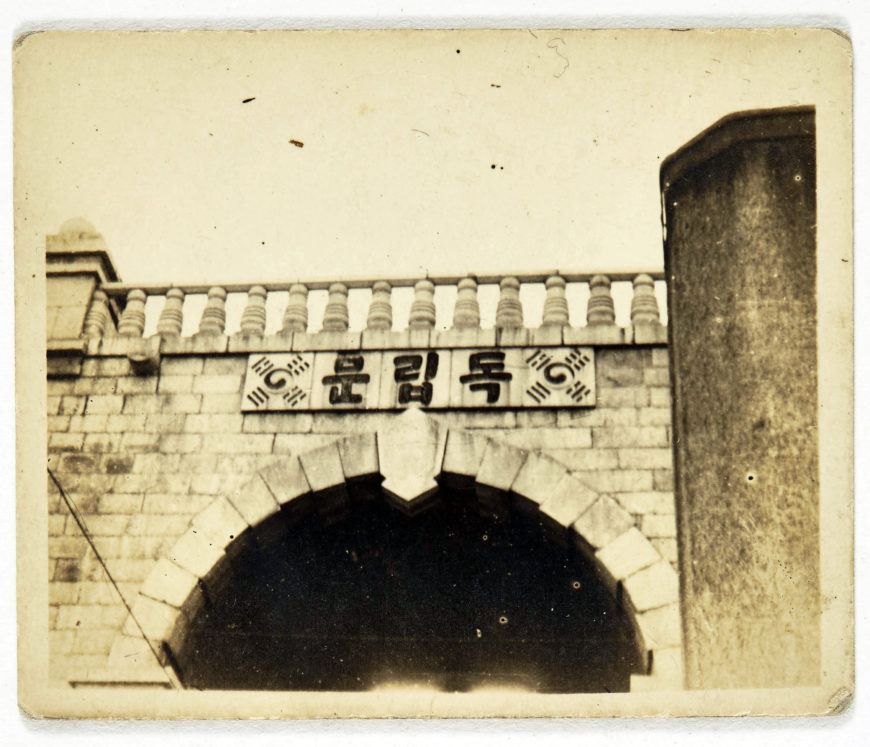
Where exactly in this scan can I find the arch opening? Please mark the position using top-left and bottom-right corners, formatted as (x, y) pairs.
(173, 480), (644, 693)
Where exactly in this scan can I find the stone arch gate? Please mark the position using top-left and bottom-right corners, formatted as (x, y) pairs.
(111, 408), (682, 693)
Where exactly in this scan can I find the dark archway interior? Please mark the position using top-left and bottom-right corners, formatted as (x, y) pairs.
(175, 483), (642, 692)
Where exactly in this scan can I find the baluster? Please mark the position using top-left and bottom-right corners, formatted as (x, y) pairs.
(452, 277), (480, 329)
(198, 287), (227, 335)
(366, 281), (393, 331)
(282, 284), (308, 334)
(408, 279), (436, 330)
(542, 275), (569, 326)
(83, 290), (110, 338)
(156, 288), (184, 337)
(587, 275), (615, 325)
(239, 285), (268, 337)
(117, 289), (146, 337)
(322, 283), (349, 332)
(630, 273), (661, 324)
(495, 277), (523, 328)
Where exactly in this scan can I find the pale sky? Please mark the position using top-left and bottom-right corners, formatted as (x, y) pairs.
(15, 29), (846, 289)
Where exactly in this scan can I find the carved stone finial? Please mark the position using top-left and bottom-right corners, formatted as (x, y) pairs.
(117, 289), (147, 337)
(322, 283), (349, 332)
(239, 285), (268, 337)
(630, 274), (661, 324)
(198, 287), (227, 335)
(83, 290), (110, 338)
(366, 281), (393, 331)
(495, 276), (523, 328)
(542, 275), (570, 327)
(587, 275), (616, 325)
(409, 279), (436, 330)
(452, 277), (481, 329)
(282, 284), (308, 334)
(156, 288), (184, 337)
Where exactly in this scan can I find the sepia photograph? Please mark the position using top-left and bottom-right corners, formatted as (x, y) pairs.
(13, 25), (853, 721)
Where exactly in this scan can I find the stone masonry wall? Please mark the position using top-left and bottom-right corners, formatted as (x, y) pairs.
(46, 344), (674, 685)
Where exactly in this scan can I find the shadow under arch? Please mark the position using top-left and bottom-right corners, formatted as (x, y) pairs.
(116, 409), (683, 692)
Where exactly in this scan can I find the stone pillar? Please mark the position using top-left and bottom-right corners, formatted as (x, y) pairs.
(586, 275), (615, 325)
(156, 288), (184, 337)
(82, 290), (110, 338)
(366, 281), (393, 331)
(282, 284), (308, 334)
(495, 277), (523, 328)
(322, 283), (349, 332)
(630, 274), (660, 324)
(198, 287), (227, 336)
(239, 285), (268, 337)
(452, 278), (481, 329)
(117, 289), (146, 337)
(541, 275), (569, 326)
(661, 106), (818, 690)
(409, 279), (436, 330)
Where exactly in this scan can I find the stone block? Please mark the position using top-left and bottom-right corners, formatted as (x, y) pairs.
(651, 348), (670, 368)
(595, 527), (661, 594)
(638, 408), (672, 426)
(643, 367), (671, 387)
(48, 515), (68, 536)
(105, 414), (147, 432)
(184, 413), (244, 433)
(297, 441), (345, 494)
(227, 333), (294, 354)
(160, 357), (205, 375)
(635, 603), (682, 652)
(495, 327), (530, 347)
(630, 323), (667, 345)
(612, 491), (675, 515)
(158, 434), (203, 454)
(201, 433), (275, 454)
(67, 415), (109, 433)
(47, 396), (62, 415)
(573, 495), (635, 552)
(157, 375), (195, 394)
(49, 583), (79, 605)
(124, 595), (184, 648)
(126, 514), (191, 537)
(642, 514), (678, 539)
(72, 629), (117, 656)
(432, 411), (518, 430)
(229, 475), (280, 528)
(475, 440), (527, 492)
(623, 559), (680, 614)
(571, 469), (653, 494)
(442, 429), (488, 479)
(168, 527), (226, 579)
(200, 393), (243, 413)
(617, 448), (674, 470)
(58, 452), (98, 473)
(242, 412), (313, 434)
(510, 452), (570, 507)
(499, 427), (592, 450)
(140, 557), (201, 609)
(161, 335), (228, 355)
(118, 433), (160, 453)
(123, 395), (163, 415)
(310, 412), (391, 434)
(430, 328), (497, 349)
(651, 538), (678, 565)
(562, 325), (626, 346)
(82, 514), (131, 536)
(56, 604), (106, 630)
(146, 414), (187, 433)
(649, 387), (671, 407)
(338, 433), (379, 480)
(593, 426), (668, 449)
(48, 432), (85, 451)
(107, 559), (158, 582)
(160, 394), (203, 414)
(115, 376), (158, 395)
(259, 458), (311, 507)
(193, 374), (243, 394)
(545, 448), (619, 472)
(191, 496), (248, 548)
(653, 470), (674, 492)
(598, 366), (644, 388)
(595, 387), (650, 409)
(74, 377), (119, 395)
(359, 330), (411, 351)
(292, 331), (361, 351)
(95, 492), (143, 514)
(527, 326), (563, 346)
(539, 474), (598, 529)
(514, 410), (558, 428)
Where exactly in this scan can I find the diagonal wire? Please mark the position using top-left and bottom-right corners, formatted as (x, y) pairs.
(47, 467), (177, 688)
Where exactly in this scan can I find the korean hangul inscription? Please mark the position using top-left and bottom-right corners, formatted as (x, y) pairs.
(242, 347), (595, 412)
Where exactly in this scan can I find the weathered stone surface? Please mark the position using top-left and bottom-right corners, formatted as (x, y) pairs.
(539, 474), (598, 529)
(623, 559), (680, 613)
(572, 495), (634, 551)
(140, 558), (200, 609)
(377, 408), (446, 505)
(475, 440), (527, 493)
(167, 527), (226, 579)
(595, 527), (661, 592)
(338, 432), (379, 480)
(299, 441), (345, 493)
(229, 475), (280, 528)
(510, 452), (569, 507)
(190, 496), (248, 549)
(635, 603), (682, 651)
(442, 428), (488, 479)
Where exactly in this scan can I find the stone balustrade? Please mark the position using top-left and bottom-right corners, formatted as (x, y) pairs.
(81, 272), (666, 353)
